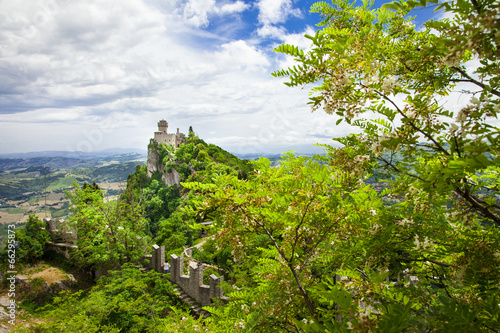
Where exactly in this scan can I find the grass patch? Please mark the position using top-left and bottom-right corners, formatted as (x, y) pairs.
(8, 207), (27, 214)
(28, 197), (40, 204)
(46, 176), (77, 191)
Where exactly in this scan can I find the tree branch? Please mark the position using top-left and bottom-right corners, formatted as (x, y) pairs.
(377, 155), (427, 182)
(299, 219), (339, 277)
(399, 257), (458, 268)
(359, 83), (450, 156)
(453, 186), (500, 226)
(451, 66), (500, 97)
(256, 218), (317, 319)
(291, 196), (316, 261)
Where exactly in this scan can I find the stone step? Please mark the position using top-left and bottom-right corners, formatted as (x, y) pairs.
(172, 284), (212, 318)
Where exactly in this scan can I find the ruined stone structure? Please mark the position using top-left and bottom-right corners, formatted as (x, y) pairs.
(149, 245), (228, 307)
(44, 218), (77, 259)
(154, 120), (186, 149)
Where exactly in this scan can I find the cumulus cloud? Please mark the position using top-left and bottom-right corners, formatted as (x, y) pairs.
(182, 0), (249, 27)
(0, 0), (356, 155)
(256, 0), (302, 25)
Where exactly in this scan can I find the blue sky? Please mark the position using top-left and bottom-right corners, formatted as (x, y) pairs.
(0, 0), (443, 155)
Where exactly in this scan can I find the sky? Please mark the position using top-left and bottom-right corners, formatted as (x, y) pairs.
(0, 0), (443, 156)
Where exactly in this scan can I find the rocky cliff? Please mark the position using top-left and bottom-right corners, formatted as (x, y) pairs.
(146, 147), (181, 187)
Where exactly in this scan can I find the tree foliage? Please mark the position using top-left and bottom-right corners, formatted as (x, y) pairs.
(268, 0), (500, 330)
(273, 0), (500, 226)
(3, 215), (50, 265)
(181, 0), (500, 331)
(67, 182), (150, 272)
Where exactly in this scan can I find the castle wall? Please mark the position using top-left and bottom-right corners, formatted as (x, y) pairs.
(150, 249), (228, 307)
(154, 132), (180, 147)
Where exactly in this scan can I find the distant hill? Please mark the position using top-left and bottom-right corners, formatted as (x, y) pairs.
(0, 152), (146, 172)
(0, 148), (146, 160)
(0, 152), (146, 201)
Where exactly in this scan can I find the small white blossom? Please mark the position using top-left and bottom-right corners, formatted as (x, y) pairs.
(235, 321), (245, 329)
(405, 110), (418, 118)
(414, 235), (432, 251)
(371, 141), (383, 157)
(456, 109), (469, 122)
(402, 21), (415, 29)
(381, 75), (399, 94)
(359, 309), (371, 320)
(449, 123), (459, 134)
(340, 75), (350, 86)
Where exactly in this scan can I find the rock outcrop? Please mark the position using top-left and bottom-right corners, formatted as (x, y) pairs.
(146, 147), (181, 187)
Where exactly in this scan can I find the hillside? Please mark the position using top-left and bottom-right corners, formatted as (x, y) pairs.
(127, 134), (254, 239)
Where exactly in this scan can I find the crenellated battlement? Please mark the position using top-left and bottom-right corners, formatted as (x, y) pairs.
(150, 245), (228, 307)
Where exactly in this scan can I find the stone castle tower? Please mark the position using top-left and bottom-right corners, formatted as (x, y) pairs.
(153, 120), (186, 148)
(147, 120), (186, 185)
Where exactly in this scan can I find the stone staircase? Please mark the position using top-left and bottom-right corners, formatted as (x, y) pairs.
(173, 285), (211, 319)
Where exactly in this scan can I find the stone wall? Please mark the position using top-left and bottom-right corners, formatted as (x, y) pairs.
(44, 218), (77, 244)
(44, 218), (78, 258)
(149, 245), (228, 307)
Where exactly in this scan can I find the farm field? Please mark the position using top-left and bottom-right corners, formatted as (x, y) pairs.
(0, 152), (145, 231)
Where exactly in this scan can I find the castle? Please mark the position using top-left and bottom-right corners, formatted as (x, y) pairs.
(153, 120), (186, 148)
(147, 120), (186, 185)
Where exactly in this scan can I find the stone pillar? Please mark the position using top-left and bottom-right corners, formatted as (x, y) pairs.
(45, 218), (56, 233)
(189, 262), (203, 301)
(158, 245), (165, 272)
(151, 245), (165, 273)
(170, 254), (182, 283)
(209, 274), (223, 300)
(44, 218), (57, 240)
(151, 244), (158, 270)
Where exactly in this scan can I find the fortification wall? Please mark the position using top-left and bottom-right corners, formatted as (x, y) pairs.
(150, 245), (228, 307)
(154, 132), (179, 146)
(44, 218), (77, 244)
(44, 218), (78, 259)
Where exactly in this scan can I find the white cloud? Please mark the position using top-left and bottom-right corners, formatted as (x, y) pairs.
(0, 0), (351, 155)
(257, 24), (287, 39)
(213, 40), (270, 70)
(256, 0), (302, 25)
(182, 0), (249, 27)
(183, 0), (216, 27)
(220, 1), (249, 14)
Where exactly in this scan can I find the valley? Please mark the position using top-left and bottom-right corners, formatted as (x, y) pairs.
(0, 152), (146, 230)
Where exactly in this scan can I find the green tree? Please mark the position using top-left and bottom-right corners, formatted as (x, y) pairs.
(8, 215), (50, 264)
(185, 154), (390, 331)
(67, 183), (150, 273)
(273, 0), (500, 225)
(269, 0), (500, 331)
